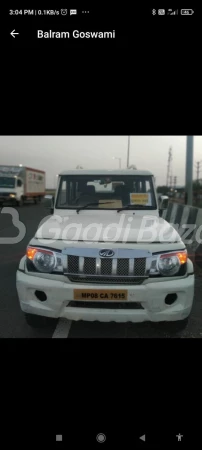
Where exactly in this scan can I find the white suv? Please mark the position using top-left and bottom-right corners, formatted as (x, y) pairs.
(16, 170), (194, 328)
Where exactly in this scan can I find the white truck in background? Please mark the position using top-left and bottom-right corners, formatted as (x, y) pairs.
(0, 165), (46, 206)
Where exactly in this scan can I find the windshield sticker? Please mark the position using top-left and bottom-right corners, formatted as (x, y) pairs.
(130, 193), (151, 205)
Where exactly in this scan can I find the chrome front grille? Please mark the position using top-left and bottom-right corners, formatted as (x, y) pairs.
(67, 255), (145, 277)
(63, 248), (151, 285)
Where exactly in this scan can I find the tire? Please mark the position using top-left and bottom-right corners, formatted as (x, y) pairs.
(16, 197), (24, 207)
(34, 197), (39, 204)
(24, 313), (51, 328)
(174, 317), (189, 330)
(161, 318), (189, 333)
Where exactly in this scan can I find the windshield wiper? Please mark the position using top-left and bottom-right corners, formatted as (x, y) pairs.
(76, 202), (115, 214)
(117, 204), (149, 213)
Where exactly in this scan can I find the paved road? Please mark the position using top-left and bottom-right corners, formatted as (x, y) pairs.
(0, 203), (202, 338)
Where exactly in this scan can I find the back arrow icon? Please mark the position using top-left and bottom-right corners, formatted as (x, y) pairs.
(11, 30), (19, 38)
(139, 435), (146, 442)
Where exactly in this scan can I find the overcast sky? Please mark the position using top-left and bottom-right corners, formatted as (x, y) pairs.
(0, 136), (201, 188)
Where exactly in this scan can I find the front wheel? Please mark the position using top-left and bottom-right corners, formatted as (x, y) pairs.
(160, 318), (189, 333)
(16, 197), (24, 207)
(24, 313), (53, 328)
(173, 317), (189, 331)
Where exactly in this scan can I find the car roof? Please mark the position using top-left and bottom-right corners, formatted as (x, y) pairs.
(59, 169), (153, 176)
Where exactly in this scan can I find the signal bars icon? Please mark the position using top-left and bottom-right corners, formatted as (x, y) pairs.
(167, 9), (178, 15)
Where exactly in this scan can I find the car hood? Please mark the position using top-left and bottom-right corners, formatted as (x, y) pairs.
(35, 212), (181, 244)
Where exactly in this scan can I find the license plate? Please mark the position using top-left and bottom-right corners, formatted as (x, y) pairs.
(74, 289), (128, 301)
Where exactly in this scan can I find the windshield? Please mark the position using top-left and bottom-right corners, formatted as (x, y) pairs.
(56, 175), (157, 210)
(0, 177), (15, 188)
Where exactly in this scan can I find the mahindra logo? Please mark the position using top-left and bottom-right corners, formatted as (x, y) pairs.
(99, 249), (114, 257)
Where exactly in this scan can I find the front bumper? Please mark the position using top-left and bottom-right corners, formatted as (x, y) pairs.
(16, 269), (195, 323)
(0, 195), (16, 202)
(0, 196), (11, 200)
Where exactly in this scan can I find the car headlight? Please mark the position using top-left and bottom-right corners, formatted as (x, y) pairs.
(150, 250), (187, 277)
(26, 247), (63, 273)
(157, 250), (187, 276)
(9, 193), (16, 198)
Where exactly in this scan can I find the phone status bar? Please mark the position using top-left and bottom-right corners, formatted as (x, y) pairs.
(151, 9), (195, 15)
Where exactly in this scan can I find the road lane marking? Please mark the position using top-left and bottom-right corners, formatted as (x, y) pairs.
(52, 318), (72, 338)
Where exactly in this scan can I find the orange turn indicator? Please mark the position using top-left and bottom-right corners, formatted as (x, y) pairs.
(176, 252), (187, 264)
(26, 247), (37, 260)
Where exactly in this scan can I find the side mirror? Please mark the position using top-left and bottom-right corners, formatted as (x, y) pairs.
(159, 195), (169, 210)
(43, 195), (54, 213)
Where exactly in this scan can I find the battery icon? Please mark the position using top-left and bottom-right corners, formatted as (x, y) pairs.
(180, 9), (194, 15)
